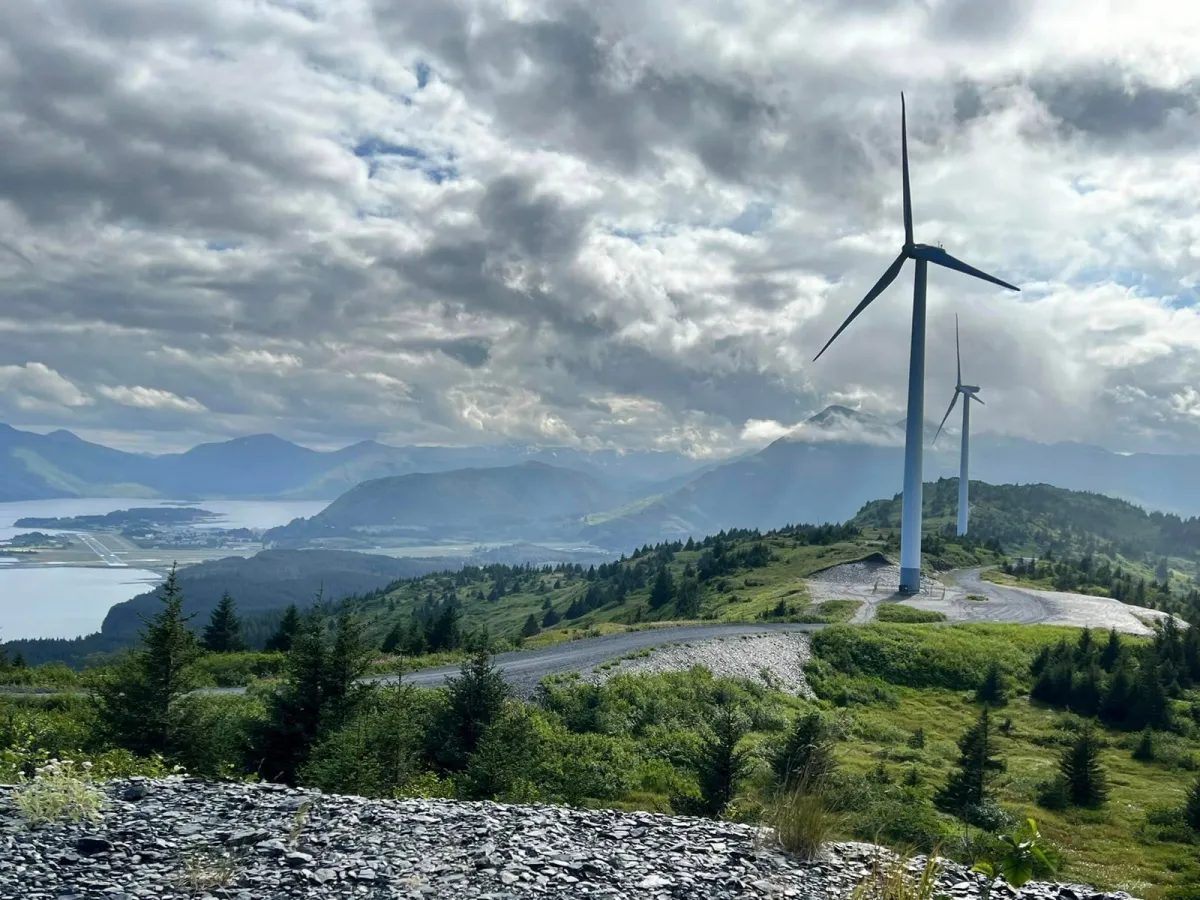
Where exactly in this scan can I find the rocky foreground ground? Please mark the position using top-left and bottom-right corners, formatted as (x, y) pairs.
(0, 778), (1137, 900)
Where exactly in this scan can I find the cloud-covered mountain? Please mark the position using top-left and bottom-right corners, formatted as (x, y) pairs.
(0, 423), (704, 502)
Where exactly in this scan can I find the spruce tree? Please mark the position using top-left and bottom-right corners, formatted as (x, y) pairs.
(433, 652), (509, 772)
(265, 604), (302, 653)
(322, 613), (374, 732)
(95, 565), (201, 756)
(1099, 627), (1122, 671)
(692, 694), (752, 817)
(1132, 727), (1155, 762)
(201, 591), (244, 653)
(649, 566), (675, 609)
(520, 614), (540, 637)
(1101, 661), (1133, 725)
(675, 570), (701, 618)
(254, 614), (326, 782)
(975, 661), (1008, 706)
(1059, 721), (1109, 807)
(773, 710), (835, 790)
(936, 707), (1005, 813)
(381, 621), (404, 654)
(541, 606), (561, 628)
(1184, 774), (1200, 830)
(1130, 654), (1172, 730)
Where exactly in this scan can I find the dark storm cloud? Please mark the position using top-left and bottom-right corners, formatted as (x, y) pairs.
(370, 0), (882, 197)
(927, 0), (1031, 42)
(386, 174), (613, 340)
(949, 67), (1200, 144)
(0, 2), (349, 237)
(1032, 69), (1199, 140)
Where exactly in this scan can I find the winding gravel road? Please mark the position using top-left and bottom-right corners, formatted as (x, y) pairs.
(378, 623), (825, 695)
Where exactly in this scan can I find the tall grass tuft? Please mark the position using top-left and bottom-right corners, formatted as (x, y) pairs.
(850, 848), (948, 900)
(765, 788), (836, 859)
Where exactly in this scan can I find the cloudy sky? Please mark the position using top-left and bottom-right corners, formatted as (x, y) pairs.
(1, 0), (1199, 457)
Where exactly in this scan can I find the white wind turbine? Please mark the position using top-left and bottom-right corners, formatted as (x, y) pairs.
(933, 314), (983, 537)
(813, 94), (1020, 594)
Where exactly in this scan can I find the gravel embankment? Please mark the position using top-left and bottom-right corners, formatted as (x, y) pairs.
(0, 779), (1138, 900)
(577, 633), (814, 698)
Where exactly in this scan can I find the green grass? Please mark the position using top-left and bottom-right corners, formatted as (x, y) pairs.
(805, 622), (1197, 898)
(874, 605), (947, 624)
(831, 686), (1198, 897)
(811, 623), (1094, 692)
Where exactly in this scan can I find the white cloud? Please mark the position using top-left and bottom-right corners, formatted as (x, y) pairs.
(97, 385), (208, 413)
(0, 0), (1199, 454)
(0, 362), (93, 410)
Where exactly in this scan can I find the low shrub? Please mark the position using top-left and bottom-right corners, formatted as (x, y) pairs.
(11, 759), (104, 826)
(875, 605), (947, 624)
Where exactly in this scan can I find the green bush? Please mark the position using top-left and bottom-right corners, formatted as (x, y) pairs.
(172, 694), (265, 778)
(191, 652), (287, 688)
(302, 684), (440, 798)
(875, 605), (947, 624)
(811, 624), (1071, 691)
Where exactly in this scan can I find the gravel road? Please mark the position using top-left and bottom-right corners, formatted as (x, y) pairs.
(384, 623), (824, 696)
(577, 632), (814, 697)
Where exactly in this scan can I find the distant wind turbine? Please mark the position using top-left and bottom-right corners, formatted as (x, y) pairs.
(934, 314), (983, 537)
(813, 94), (1020, 594)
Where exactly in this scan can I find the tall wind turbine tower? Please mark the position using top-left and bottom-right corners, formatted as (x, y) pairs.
(934, 314), (983, 537)
(814, 95), (1020, 594)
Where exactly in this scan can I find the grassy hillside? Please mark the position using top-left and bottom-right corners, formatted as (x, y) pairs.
(315, 523), (1002, 656)
(854, 478), (1200, 560)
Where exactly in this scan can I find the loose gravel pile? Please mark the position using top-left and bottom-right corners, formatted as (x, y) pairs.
(1, 778), (1138, 900)
(579, 633), (814, 697)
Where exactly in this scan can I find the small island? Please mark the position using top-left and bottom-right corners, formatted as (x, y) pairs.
(14, 507), (222, 530)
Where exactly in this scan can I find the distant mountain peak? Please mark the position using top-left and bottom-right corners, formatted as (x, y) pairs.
(782, 406), (902, 447)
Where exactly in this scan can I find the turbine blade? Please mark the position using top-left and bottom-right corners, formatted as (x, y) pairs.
(970, 393), (985, 405)
(934, 391), (959, 445)
(911, 246), (1020, 291)
(955, 313), (962, 386)
(813, 251), (908, 361)
(901, 93), (913, 246)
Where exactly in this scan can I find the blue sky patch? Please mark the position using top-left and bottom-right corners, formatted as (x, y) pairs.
(726, 201), (773, 236)
(205, 240), (241, 252)
(415, 61), (431, 90)
(353, 137), (458, 184)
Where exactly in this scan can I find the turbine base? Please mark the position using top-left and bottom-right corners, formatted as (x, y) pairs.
(898, 567), (922, 595)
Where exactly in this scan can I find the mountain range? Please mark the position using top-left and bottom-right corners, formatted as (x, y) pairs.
(0, 424), (706, 502)
(7, 410), (1200, 553)
(256, 406), (1200, 552)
